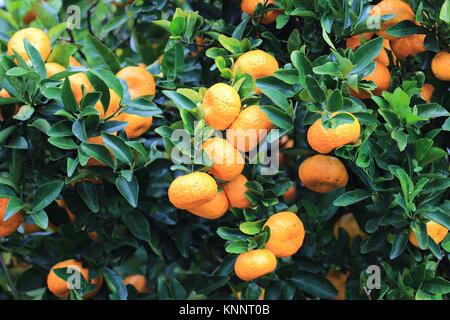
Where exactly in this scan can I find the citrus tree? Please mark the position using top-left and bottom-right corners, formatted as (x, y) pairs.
(0, 0), (449, 301)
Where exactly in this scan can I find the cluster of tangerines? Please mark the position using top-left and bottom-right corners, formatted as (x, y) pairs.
(346, 0), (449, 100)
(0, 26), (158, 298)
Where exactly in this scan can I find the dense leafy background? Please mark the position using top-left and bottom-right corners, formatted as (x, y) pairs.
(0, 0), (449, 300)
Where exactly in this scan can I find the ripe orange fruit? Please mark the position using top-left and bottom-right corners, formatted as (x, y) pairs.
(240, 0), (282, 24)
(234, 249), (277, 281)
(8, 28), (51, 62)
(0, 198), (23, 237)
(409, 221), (448, 248)
(263, 211), (305, 258)
(298, 155), (349, 193)
(326, 269), (349, 300)
(124, 275), (151, 293)
(227, 105), (273, 152)
(168, 172), (218, 210)
(201, 137), (244, 182)
(221, 174), (253, 209)
(232, 50), (279, 94)
(431, 51), (450, 81)
(69, 56), (82, 67)
(419, 83), (434, 102)
(201, 83), (241, 130)
(113, 0), (133, 7)
(45, 62), (65, 78)
(283, 184), (296, 202)
(191, 36), (206, 56)
(345, 33), (374, 50)
(0, 89), (20, 121)
(186, 191), (229, 219)
(307, 112), (361, 154)
(349, 61), (391, 99)
(22, 223), (44, 234)
(23, 0), (48, 24)
(116, 66), (155, 100)
(69, 72), (93, 104)
(94, 89), (121, 119)
(47, 259), (103, 299)
(115, 66), (155, 138)
(236, 287), (265, 300)
(86, 135), (115, 167)
(333, 213), (367, 243)
(369, 0), (415, 40)
(390, 34), (427, 60)
(279, 135), (294, 165)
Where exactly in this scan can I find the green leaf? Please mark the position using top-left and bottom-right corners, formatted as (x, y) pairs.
(61, 77), (79, 113)
(305, 75), (326, 102)
(24, 39), (46, 79)
(333, 189), (371, 206)
(260, 105), (293, 130)
(390, 230), (409, 259)
(102, 268), (128, 300)
(352, 37), (383, 73)
(422, 278), (450, 295)
(83, 34), (121, 74)
(169, 16), (186, 36)
(31, 1), (58, 29)
(48, 137), (77, 150)
(385, 20), (426, 37)
(80, 143), (115, 168)
(289, 272), (339, 299)
(101, 133), (133, 166)
(75, 181), (99, 213)
(163, 90), (197, 110)
(122, 210), (150, 242)
(239, 220), (265, 235)
(31, 210), (49, 229)
(33, 180), (64, 213)
(116, 175), (139, 208)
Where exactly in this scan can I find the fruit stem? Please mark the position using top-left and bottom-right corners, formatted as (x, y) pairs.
(0, 254), (20, 300)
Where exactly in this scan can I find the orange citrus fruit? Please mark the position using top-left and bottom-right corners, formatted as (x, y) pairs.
(113, 0), (133, 7)
(279, 135), (294, 165)
(232, 50), (279, 94)
(345, 33), (374, 50)
(69, 72), (93, 104)
(94, 89), (121, 119)
(369, 0), (415, 40)
(191, 36), (206, 56)
(201, 83), (241, 130)
(263, 211), (305, 258)
(45, 62), (65, 78)
(116, 66), (155, 100)
(419, 83), (434, 102)
(0, 198), (23, 237)
(168, 172), (218, 210)
(409, 221), (448, 248)
(234, 249), (277, 281)
(241, 0), (282, 24)
(283, 184), (296, 202)
(47, 259), (103, 299)
(115, 66), (156, 138)
(349, 61), (391, 99)
(124, 274), (151, 293)
(390, 33), (427, 60)
(69, 56), (82, 67)
(307, 112), (361, 154)
(227, 105), (273, 152)
(186, 190), (229, 219)
(201, 137), (244, 182)
(221, 174), (253, 209)
(333, 213), (368, 243)
(431, 51), (450, 81)
(298, 155), (349, 193)
(8, 28), (51, 62)
(326, 269), (349, 300)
